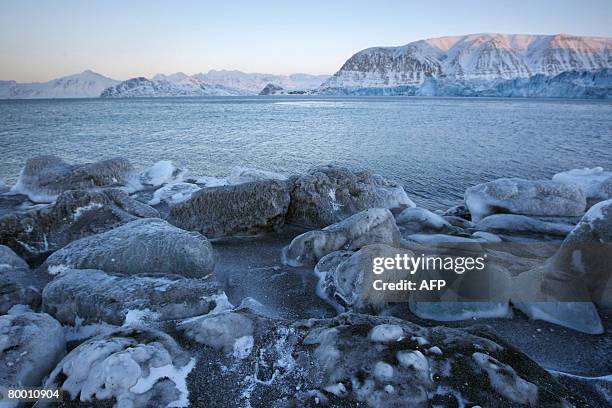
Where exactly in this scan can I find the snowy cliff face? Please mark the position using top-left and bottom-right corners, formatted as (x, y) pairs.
(321, 34), (612, 93)
(100, 76), (246, 97)
(0, 71), (119, 99)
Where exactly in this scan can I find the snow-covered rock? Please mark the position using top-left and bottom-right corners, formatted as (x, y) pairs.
(44, 218), (214, 278)
(553, 167), (612, 202)
(42, 269), (224, 326)
(287, 165), (414, 228)
(168, 179), (291, 238)
(283, 208), (400, 266)
(148, 182), (201, 206)
(0, 189), (158, 262)
(0, 70), (119, 99)
(1, 311), (65, 388)
(179, 311), (254, 356)
(226, 166), (287, 185)
(183, 312), (579, 407)
(476, 213), (575, 237)
(10, 155), (135, 203)
(465, 178), (586, 222)
(320, 33), (612, 98)
(0, 246), (44, 314)
(44, 327), (195, 408)
(396, 207), (453, 234)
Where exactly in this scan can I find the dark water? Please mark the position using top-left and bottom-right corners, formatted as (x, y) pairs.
(1, 96), (611, 209)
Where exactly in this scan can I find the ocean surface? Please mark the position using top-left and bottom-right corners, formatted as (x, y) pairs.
(1, 96), (611, 209)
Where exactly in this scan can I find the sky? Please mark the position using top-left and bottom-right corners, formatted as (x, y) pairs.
(1, 0), (611, 82)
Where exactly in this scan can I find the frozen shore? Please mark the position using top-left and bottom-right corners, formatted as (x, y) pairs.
(1, 156), (611, 407)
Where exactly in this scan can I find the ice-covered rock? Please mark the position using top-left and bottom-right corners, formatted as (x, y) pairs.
(168, 179), (291, 238)
(42, 269), (224, 326)
(396, 207), (453, 234)
(507, 200), (612, 333)
(0, 246), (45, 314)
(184, 312), (580, 407)
(1, 311), (65, 388)
(44, 327), (195, 408)
(287, 165), (414, 228)
(511, 267), (604, 334)
(546, 199), (612, 308)
(283, 208), (401, 266)
(553, 167), (612, 203)
(476, 213), (575, 237)
(10, 155), (134, 203)
(0, 244), (29, 270)
(179, 311), (254, 356)
(471, 231), (503, 242)
(44, 218), (214, 278)
(443, 215), (475, 229)
(0, 189), (159, 263)
(140, 160), (187, 187)
(410, 260), (513, 321)
(226, 167), (287, 185)
(314, 244), (415, 312)
(147, 182), (201, 205)
(464, 178), (586, 222)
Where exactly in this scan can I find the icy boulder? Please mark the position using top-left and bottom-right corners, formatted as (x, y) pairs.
(0, 189), (159, 263)
(1, 311), (65, 388)
(396, 207), (455, 235)
(184, 312), (580, 407)
(42, 269), (225, 326)
(168, 179), (291, 238)
(226, 167), (287, 185)
(287, 165), (415, 228)
(179, 311), (254, 358)
(315, 244), (415, 312)
(10, 155), (134, 203)
(139, 160), (187, 187)
(147, 182), (201, 206)
(44, 327), (195, 408)
(509, 200), (612, 334)
(283, 208), (401, 266)
(511, 267), (604, 334)
(0, 245), (45, 314)
(476, 214), (575, 237)
(464, 178), (586, 222)
(553, 167), (612, 203)
(545, 199), (612, 308)
(44, 218), (214, 278)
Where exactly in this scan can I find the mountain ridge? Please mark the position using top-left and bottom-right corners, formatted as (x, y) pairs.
(320, 33), (612, 91)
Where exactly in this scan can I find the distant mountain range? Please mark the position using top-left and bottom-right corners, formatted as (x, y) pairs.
(1, 33), (610, 99)
(0, 70), (330, 99)
(0, 70), (119, 99)
(319, 33), (612, 97)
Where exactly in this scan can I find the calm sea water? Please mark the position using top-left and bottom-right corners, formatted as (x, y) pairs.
(1, 96), (611, 209)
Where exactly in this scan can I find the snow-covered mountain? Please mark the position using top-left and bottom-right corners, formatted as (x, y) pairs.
(0, 70), (119, 99)
(193, 70), (330, 93)
(100, 76), (246, 98)
(320, 33), (612, 96)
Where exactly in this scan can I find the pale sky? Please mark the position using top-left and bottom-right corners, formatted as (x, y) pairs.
(1, 0), (611, 82)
